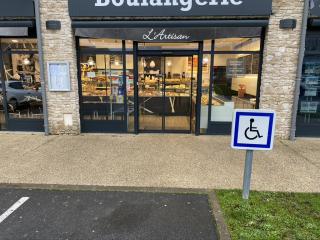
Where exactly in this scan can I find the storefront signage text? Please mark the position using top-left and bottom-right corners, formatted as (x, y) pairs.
(95, 0), (242, 12)
(69, 0), (272, 17)
(142, 29), (190, 41)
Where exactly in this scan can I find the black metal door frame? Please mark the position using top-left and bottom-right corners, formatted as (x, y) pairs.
(77, 38), (129, 133)
(133, 42), (203, 134)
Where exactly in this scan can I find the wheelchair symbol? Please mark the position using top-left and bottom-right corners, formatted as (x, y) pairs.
(245, 119), (263, 140)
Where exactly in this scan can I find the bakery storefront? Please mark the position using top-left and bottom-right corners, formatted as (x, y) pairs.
(0, 0), (44, 132)
(70, 0), (272, 135)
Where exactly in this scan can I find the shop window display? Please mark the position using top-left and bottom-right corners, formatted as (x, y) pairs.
(80, 54), (126, 121)
(79, 39), (134, 132)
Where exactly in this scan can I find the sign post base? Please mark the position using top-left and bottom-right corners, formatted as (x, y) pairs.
(242, 150), (254, 200)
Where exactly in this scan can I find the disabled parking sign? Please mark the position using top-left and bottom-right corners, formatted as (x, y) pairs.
(231, 109), (276, 151)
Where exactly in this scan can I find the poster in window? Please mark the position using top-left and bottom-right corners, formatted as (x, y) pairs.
(304, 88), (318, 97)
(226, 58), (245, 78)
(47, 62), (71, 91)
(300, 101), (318, 113)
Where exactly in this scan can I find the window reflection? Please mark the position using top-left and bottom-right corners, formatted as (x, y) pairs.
(211, 53), (259, 123)
(215, 38), (260, 51)
(296, 56), (320, 136)
(1, 51), (43, 121)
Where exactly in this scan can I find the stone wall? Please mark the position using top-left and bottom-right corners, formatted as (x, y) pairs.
(40, 0), (80, 134)
(260, 0), (305, 139)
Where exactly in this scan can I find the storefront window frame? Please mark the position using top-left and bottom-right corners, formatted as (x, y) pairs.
(295, 30), (320, 137)
(77, 38), (131, 133)
(76, 30), (265, 135)
(0, 37), (44, 132)
(204, 30), (265, 135)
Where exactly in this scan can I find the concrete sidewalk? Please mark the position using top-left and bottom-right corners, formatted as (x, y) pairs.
(0, 133), (319, 193)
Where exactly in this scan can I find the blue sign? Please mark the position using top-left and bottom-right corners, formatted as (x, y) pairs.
(231, 110), (276, 151)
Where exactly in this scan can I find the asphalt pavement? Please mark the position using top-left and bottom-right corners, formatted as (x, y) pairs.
(0, 187), (218, 240)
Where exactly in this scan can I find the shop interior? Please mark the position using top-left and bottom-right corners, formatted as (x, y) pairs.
(0, 38), (43, 131)
(79, 37), (261, 134)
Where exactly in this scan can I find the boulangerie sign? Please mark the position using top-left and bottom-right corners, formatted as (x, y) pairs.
(69, 0), (272, 17)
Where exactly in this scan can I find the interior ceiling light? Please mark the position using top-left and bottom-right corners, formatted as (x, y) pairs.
(167, 61), (172, 67)
(203, 58), (209, 64)
(150, 60), (156, 68)
(23, 58), (31, 65)
(11, 39), (19, 43)
(87, 56), (95, 66)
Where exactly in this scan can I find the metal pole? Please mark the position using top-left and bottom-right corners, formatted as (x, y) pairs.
(34, 0), (49, 135)
(242, 150), (254, 200)
(290, 0), (310, 141)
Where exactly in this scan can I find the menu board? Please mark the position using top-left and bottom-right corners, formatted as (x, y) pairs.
(47, 62), (71, 91)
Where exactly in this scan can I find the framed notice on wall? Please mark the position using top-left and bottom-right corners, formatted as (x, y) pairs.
(47, 61), (71, 91)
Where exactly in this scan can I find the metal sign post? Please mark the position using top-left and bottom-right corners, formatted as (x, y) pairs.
(242, 150), (254, 200)
(231, 109), (276, 200)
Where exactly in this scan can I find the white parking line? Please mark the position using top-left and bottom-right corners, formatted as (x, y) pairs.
(0, 197), (30, 224)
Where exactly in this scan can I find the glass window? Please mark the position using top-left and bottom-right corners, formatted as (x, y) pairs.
(215, 38), (260, 52)
(0, 84), (5, 130)
(80, 53), (125, 121)
(210, 53), (259, 123)
(200, 54), (211, 132)
(1, 39), (38, 51)
(2, 52), (43, 121)
(126, 54), (134, 132)
(138, 42), (198, 50)
(126, 40), (133, 51)
(204, 40), (212, 52)
(80, 39), (123, 50)
(296, 55), (320, 137)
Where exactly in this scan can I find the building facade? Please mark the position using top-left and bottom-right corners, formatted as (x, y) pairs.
(0, 0), (318, 139)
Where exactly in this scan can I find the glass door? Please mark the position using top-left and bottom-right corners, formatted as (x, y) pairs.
(137, 55), (195, 132)
(164, 56), (194, 132)
(138, 56), (164, 131)
(80, 53), (127, 132)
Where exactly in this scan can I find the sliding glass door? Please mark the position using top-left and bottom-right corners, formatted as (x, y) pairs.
(137, 55), (195, 133)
